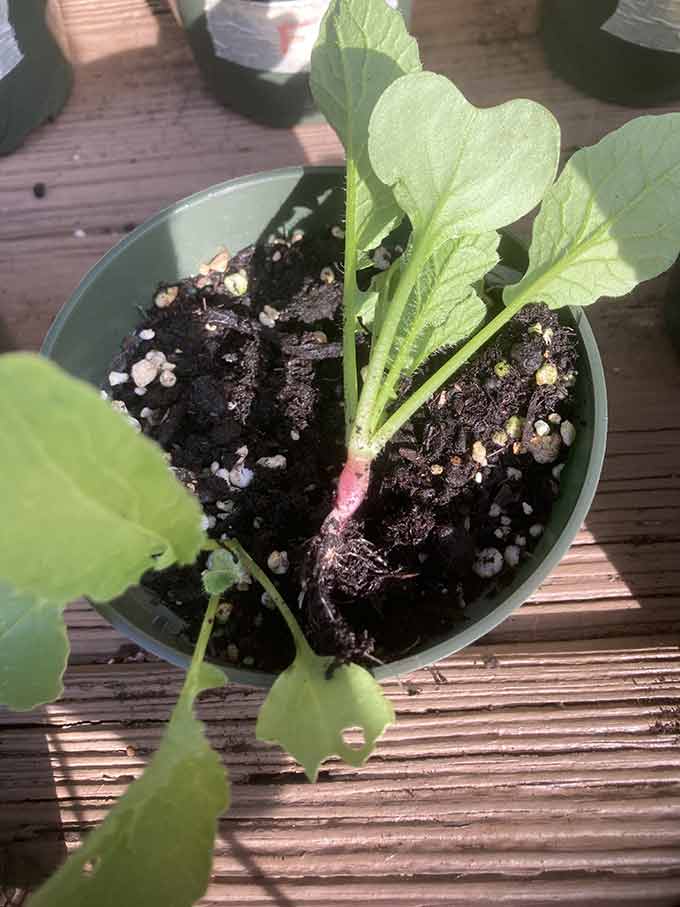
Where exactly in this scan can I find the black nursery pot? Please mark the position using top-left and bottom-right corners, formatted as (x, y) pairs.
(43, 166), (608, 686)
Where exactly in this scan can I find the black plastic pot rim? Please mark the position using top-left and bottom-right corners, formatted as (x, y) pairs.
(42, 165), (608, 688)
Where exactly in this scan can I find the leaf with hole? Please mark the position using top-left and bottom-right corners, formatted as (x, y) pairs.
(256, 642), (395, 782)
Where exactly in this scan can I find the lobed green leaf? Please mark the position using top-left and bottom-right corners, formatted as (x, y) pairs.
(256, 645), (395, 782)
(202, 549), (245, 596)
(368, 72), (561, 242)
(0, 354), (205, 604)
(390, 233), (498, 371)
(28, 613), (228, 907)
(0, 582), (69, 711)
(504, 113), (680, 309)
(311, 0), (421, 254)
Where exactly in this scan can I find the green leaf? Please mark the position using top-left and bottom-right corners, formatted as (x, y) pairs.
(28, 603), (228, 907)
(222, 539), (396, 783)
(368, 233), (496, 426)
(202, 549), (245, 596)
(0, 354), (205, 604)
(311, 0), (421, 254)
(256, 645), (395, 782)
(0, 582), (68, 711)
(391, 233), (498, 371)
(504, 113), (680, 309)
(368, 71), (561, 240)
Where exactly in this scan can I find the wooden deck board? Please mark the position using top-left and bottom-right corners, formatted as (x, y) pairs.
(2, 0), (680, 904)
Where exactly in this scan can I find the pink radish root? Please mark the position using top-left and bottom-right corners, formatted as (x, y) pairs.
(329, 452), (372, 530)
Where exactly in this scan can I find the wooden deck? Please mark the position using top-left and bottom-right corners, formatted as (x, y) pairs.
(2, 1), (680, 904)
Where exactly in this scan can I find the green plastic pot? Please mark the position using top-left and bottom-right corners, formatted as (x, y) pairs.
(42, 166), (608, 686)
(0, 0), (72, 155)
(169, 0), (411, 128)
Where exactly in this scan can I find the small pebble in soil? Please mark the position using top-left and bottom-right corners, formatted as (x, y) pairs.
(159, 370), (177, 388)
(320, 266), (335, 284)
(373, 246), (391, 270)
(534, 420), (550, 436)
(474, 471), (483, 483)
(543, 327), (554, 345)
(473, 548), (503, 578)
(552, 463), (565, 480)
(291, 229), (305, 243)
(134, 387), (147, 396)
(154, 286), (178, 308)
(229, 463), (254, 488)
(500, 515), (511, 526)
(138, 328), (155, 340)
(131, 359), (159, 388)
(507, 467), (522, 480)
(492, 430), (508, 446)
(504, 545), (521, 567)
(224, 271), (248, 297)
(290, 429), (300, 441)
(267, 550), (289, 575)
(208, 249), (231, 273)
(515, 535), (527, 546)
(505, 416), (524, 439)
(489, 503), (502, 518)
(33, 182), (47, 199)
(535, 362), (559, 385)
(522, 501), (534, 515)
(257, 455), (287, 469)
(331, 225), (345, 239)
(529, 523), (544, 538)
(261, 592), (276, 610)
(108, 370), (128, 387)
(560, 420), (576, 446)
(548, 412), (562, 424)
(430, 464), (444, 475)
(471, 441), (488, 466)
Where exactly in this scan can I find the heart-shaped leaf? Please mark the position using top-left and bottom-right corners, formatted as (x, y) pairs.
(368, 71), (560, 240)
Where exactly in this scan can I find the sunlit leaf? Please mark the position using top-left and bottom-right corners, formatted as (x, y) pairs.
(0, 354), (205, 604)
(311, 0), (421, 254)
(504, 113), (680, 309)
(0, 582), (68, 711)
(28, 607), (228, 907)
(256, 643), (395, 782)
(368, 71), (560, 242)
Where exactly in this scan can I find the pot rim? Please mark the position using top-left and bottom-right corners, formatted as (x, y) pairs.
(42, 165), (608, 687)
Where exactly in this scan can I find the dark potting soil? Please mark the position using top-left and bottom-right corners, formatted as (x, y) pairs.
(105, 230), (578, 672)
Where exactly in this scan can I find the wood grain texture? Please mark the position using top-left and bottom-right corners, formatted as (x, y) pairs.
(2, 1), (680, 905)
